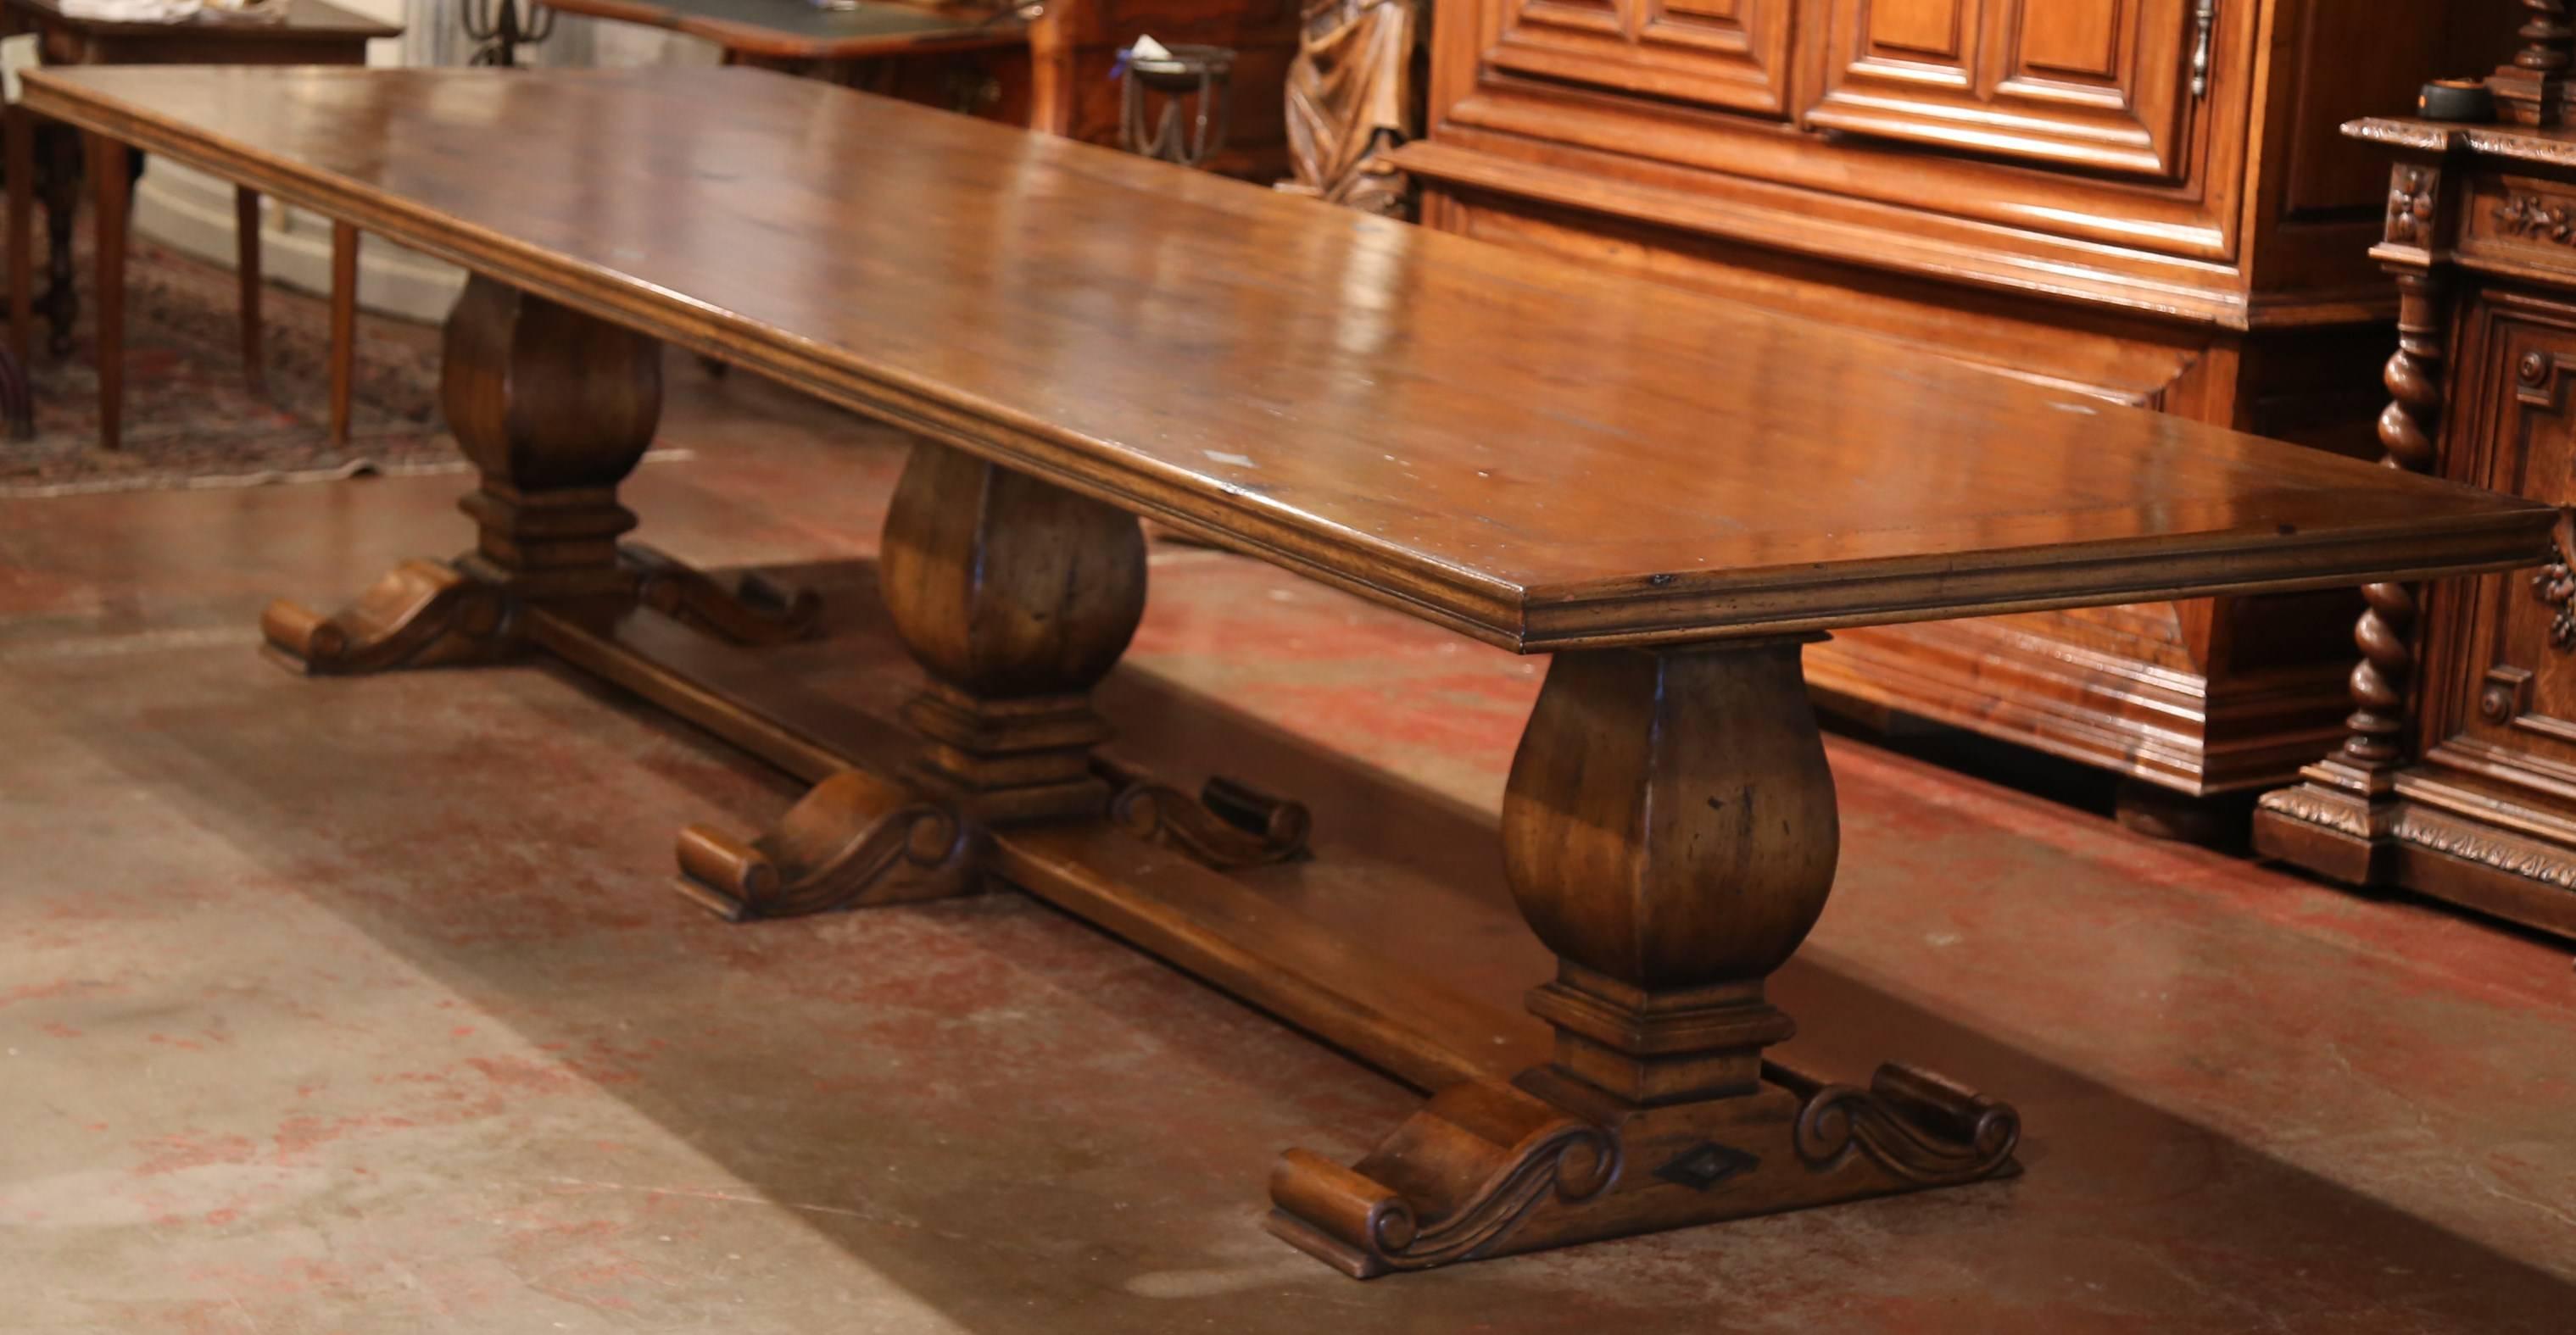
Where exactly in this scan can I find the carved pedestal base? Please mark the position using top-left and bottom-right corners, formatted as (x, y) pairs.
(261, 275), (820, 679)
(1270, 1059), (2016, 1277)
(1267, 637), (2022, 1276)
(260, 545), (822, 677)
(669, 440), (1318, 921)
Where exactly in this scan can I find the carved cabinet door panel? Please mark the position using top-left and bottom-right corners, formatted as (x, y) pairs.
(1803, 0), (2202, 181)
(1481, 0), (1798, 117)
(2422, 294), (2576, 798)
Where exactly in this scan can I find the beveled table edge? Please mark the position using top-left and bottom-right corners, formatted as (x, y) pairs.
(29, 66), (2556, 654)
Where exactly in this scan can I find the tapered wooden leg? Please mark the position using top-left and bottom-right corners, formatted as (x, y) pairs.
(263, 275), (820, 675)
(327, 220), (357, 444)
(40, 122), (78, 359)
(674, 440), (1148, 915)
(236, 186), (265, 398)
(87, 132), (125, 452)
(7, 104), (33, 381)
(1268, 638), (2019, 1277)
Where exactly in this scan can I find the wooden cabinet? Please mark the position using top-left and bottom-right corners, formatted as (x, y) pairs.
(2255, 106), (2576, 940)
(1393, 0), (2515, 813)
(1483, 0), (1797, 116)
(1808, 0), (2199, 179)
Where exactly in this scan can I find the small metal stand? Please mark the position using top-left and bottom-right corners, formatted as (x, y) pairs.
(463, 0), (555, 67)
(1118, 43), (1234, 168)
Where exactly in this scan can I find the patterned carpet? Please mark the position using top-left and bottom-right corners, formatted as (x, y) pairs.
(0, 234), (450, 496)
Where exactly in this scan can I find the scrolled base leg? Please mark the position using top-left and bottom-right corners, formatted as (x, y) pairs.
(673, 770), (973, 921)
(1268, 1058), (2016, 1279)
(625, 543), (823, 647)
(1102, 759), (1311, 869)
(259, 558), (517, 676)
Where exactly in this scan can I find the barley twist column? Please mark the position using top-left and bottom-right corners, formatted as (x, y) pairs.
(2343, 270), (2446, 766)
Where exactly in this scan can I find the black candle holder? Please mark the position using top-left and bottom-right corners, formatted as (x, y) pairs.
(1119, 42), (1234, 169)
(462, 0), (555, 67)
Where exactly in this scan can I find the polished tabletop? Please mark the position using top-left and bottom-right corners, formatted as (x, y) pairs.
(21, 66), (2555, 649)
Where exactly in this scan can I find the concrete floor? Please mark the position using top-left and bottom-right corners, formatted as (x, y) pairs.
(2, 359), (2573, 1333)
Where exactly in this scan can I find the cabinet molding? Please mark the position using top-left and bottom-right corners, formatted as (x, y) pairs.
(2258, 128), (2576, 941)
(1403, 0), (2514, 810)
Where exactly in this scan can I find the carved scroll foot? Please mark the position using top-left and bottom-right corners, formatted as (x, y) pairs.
(673, 770), (972, 921)
(626, 543), (823, 647)
(1102, 758), (1311, 869)
(259, 559), (517, 676)
(1268, 1059), (2016, 1278)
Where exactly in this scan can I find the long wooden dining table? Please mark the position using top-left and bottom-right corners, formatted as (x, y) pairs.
(18, 64), (2556, 1278)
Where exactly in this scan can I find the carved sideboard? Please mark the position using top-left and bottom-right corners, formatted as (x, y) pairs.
(2255, 97), (2576, 940)
(1388, 0), (2513, 824)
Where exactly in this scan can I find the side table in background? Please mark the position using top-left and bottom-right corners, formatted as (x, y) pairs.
(1, 0), (400, 449)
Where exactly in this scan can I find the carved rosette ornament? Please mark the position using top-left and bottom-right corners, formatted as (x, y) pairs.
(2384, 166), (2438, 247)
(2532, 531), (2576, 651)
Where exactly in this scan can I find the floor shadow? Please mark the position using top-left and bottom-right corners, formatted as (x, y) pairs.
(47, 555), (2576, 1334)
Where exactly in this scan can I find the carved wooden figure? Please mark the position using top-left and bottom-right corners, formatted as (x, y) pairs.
(1281, 0), (1416, 215)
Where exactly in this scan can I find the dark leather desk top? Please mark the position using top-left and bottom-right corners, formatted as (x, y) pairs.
(538, 0), (1018, 59)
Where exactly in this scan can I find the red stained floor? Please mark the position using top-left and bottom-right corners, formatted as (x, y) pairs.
(0, 357), (2571, 1333)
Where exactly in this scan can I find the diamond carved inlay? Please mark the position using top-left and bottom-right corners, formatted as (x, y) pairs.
(1653, 1141), (1761, 1192)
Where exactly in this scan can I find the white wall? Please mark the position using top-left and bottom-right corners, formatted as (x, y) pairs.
(120, 3), (719, 322)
